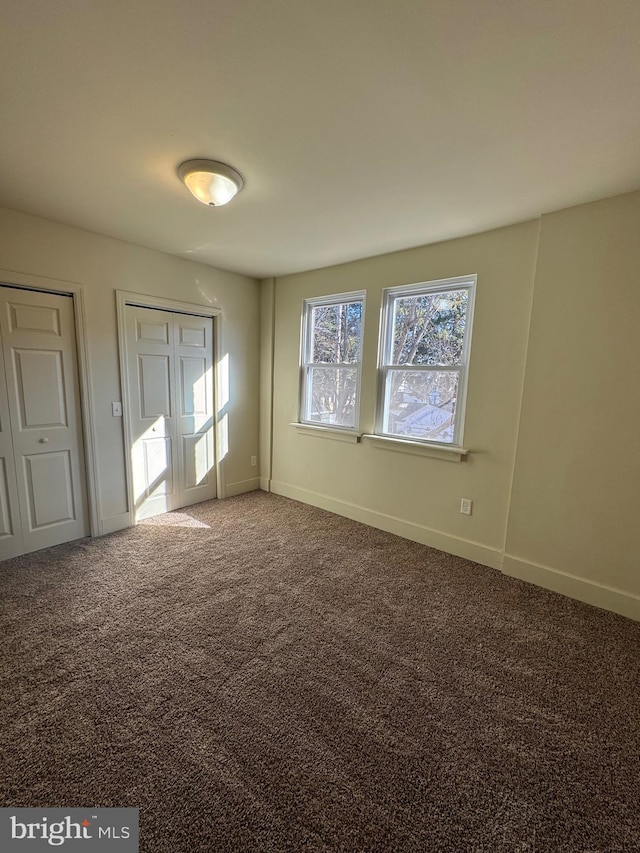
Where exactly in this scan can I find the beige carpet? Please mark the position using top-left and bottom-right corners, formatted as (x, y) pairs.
(1, 492), (639, 851)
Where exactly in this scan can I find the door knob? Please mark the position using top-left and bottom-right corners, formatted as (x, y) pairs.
(38, 437), (49, 443)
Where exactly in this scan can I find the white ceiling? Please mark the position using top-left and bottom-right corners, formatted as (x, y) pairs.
(1, 0), (639, 279)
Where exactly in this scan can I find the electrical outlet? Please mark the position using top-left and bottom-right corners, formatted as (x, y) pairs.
(111, 402), (123, 417)
(250, 455), (257, 467)
(460, 498), (473, 516)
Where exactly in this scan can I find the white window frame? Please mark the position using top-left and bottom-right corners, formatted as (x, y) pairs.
(300, 290), (366, 432)
(376, 275), (476, 448)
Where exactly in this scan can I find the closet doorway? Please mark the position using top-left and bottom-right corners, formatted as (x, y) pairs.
(120, 296), (219, 522)
(0, 285), (90, 560)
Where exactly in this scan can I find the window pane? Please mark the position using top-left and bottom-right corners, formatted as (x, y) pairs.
(311, 301), (362, 364)
(391, 289), (468, 366)
(306, 365), (358, 427)
(384, 369), (459, 443)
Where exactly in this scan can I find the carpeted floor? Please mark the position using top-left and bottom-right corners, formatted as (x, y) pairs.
(1, 492), (639, 852)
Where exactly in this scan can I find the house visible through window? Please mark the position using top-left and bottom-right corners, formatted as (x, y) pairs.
(377, 276), (475, 446)
(300, 291), (365, 430)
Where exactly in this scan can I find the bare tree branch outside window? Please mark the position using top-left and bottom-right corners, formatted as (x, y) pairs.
(302, 296), (364, 428)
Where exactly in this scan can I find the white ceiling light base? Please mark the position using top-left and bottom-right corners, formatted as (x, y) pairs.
(178, 159), (244, 206)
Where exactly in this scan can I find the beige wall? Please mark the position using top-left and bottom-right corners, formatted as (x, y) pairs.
(0, 207), (260, 532)
(504, 191), (640, 619)
(263, 190), (640, 620)
(265, 220), (540, 569)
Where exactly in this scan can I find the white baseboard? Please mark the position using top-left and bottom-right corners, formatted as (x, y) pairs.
(259, 477), (271, 492)
(100, 512), (131, 536)
(269, 480), (502, 570)
(503, 554), (640, 622)
(226, 477), (261, 498)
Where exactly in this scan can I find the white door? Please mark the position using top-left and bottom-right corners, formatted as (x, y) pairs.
(0, 287), (89, 559)
(0, 339), (23, 560)
(174, 312), (216, 509)
(124, 305), (215, 521)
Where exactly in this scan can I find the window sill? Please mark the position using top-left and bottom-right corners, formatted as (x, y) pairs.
(290, 423), (362, 443)
(362, 434), (469, 461)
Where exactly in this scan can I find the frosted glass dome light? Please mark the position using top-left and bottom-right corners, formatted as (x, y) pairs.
(178, 159), (244, 206)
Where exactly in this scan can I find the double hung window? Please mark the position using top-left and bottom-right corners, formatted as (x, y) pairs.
(300, 291), (365, 430)
(377, 276), (475, 446)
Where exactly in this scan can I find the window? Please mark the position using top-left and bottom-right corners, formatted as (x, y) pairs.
(300, 291), (365, 430)
(377, 276), (475, 446)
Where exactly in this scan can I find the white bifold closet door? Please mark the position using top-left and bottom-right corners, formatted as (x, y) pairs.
(125, 305), (216, 521)
(0, 286), (89, 561)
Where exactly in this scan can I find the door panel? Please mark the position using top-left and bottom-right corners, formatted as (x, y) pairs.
(125, 305), (215, 521)
(174, 314), (215, 508)
(24, 451), (75, 529)
(9, 302), (61, 335)
(179, 325), (205, 347)
(13, 349), (68, 428)
(126, 306), (179, 520)
(142, 436), (173, 496)
(182, 432), (212, 490)
(180, 357), (208, 415)
(0, 375), (23, 559)
(138, 355), (172, 418)
(0, 287), (89, 557)
(0, 458), (15, 538)
(137, 318), (170, 344)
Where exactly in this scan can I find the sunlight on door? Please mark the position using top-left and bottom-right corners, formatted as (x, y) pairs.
(131, 364), (217, 514)
(216, 353), (229, 462)
(125, 306), (219, 521)
(133, 416), (170, 505)
(182, 363), (215, 488)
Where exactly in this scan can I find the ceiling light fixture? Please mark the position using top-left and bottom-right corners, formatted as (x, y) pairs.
(177, 159), (244, 207)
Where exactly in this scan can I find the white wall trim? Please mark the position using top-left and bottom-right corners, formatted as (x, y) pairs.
(270, 480), (503, 569)
(71, 286), (102, 536)
(100, 512), (131, 536)
(0, 268), (101, 537)
(502, 554), (640, 622)
(116, 290), (224, 527)
(362, 433), (468, 461)
(226, 477), (261, 497)
(291, 422), (362, 443)
(116, 290), (224, 318)
(259, 477), (271, 492)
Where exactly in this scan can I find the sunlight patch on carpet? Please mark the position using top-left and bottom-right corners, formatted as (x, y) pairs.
(139, 512), (210, 528)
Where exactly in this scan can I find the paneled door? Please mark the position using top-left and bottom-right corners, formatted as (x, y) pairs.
(0, 286), (89, 560)
(124, 305), (216, 521)
(0, 329), (22, 560)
